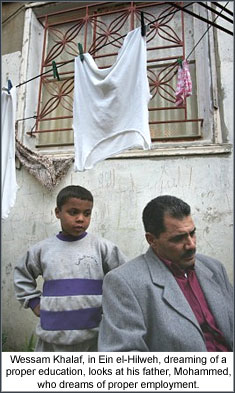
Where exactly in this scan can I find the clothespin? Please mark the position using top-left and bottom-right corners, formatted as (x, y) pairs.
(52, 61), (60, 81)
(141, 12), (146, 37)
(78, 43), (84, 62)
(177, 58), (183, 68)
(7, 79), (13, 94)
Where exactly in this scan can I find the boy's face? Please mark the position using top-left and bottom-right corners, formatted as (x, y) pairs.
(55, 197), (93, 237)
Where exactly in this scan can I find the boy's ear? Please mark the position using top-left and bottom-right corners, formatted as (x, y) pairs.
(55, 207), (60, 219)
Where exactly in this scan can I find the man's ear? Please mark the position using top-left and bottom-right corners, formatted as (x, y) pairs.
(145, 232), (156, 246)
(55, 207), (60, 219)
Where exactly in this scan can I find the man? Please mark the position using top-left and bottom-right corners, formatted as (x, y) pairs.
(98, 195), (233, 351)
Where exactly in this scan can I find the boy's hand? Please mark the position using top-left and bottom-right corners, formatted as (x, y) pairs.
(33, 304), (40, 317)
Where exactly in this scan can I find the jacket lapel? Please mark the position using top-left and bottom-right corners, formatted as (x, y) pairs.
(144, 248), (202, 333)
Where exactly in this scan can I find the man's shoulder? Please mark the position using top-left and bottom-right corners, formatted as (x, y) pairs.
(106, 253), (147, 277)
(196, 253), (224, 272)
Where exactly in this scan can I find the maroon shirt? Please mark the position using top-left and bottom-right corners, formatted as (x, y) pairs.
(160, 257), (230, 352)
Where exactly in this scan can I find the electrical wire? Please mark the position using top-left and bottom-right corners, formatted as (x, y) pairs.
(89, 2), (194, 55)
(2, 4), (25, 25)
(186, 1), (230, 60)
(169, 1), (233, 35)
(198, 1), (233, 23)
(213, 2), (233, 16)
(15, 1), (192, 89)
(8, 1), (233, 93)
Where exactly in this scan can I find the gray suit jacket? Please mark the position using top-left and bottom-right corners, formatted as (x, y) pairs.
(98, 248), (233, 351)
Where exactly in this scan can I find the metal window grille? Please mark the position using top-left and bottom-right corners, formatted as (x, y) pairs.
(33, 2), (203, 147)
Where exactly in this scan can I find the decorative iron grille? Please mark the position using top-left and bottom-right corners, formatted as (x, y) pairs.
(33, 2), (203, 147)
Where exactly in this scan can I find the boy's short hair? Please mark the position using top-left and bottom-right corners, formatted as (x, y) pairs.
(56, 185), (93, 210)
(142, 195), (191, 238)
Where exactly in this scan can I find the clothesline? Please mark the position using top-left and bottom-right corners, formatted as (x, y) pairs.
(3, 0), (231, 132)
(213, 1), (233, 16)
(88, 2), (194, 56)
(186, 0), (230, 61)
(92, 1), (232, 57)
(9, 1), (231, 92)
(169, 1), (233, 35)
(13, 3), (189, 90)
(11, 0), (229, 126)
(197, 1), (233, 23)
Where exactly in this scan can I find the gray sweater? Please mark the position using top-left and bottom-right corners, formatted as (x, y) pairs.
(14, 232), (126, 346)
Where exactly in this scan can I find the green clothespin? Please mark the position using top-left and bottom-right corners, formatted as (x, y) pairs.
(52, 61), (60, 81)
(177, 58), (183, 68)
(78, 43), (84, 62)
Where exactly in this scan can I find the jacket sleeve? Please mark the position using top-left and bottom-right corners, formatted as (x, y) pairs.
(98, 269), (148, 351)
(14, 247), (43, 309)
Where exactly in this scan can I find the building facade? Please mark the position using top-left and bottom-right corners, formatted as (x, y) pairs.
(2, 2), (233, 350)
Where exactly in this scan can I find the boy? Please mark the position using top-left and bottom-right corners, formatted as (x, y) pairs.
(14, 185), (126, 352)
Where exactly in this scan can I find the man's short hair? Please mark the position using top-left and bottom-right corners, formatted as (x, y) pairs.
(56, 185), (93, 210)
(142, 195), (191, 238)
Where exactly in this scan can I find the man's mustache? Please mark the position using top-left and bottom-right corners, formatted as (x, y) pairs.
(182, 249), (196, 258)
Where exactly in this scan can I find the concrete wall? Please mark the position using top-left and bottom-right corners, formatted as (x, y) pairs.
(2, 2), (25, 55)
(2, 3), (233, 351)
(2, 154), (233, 350)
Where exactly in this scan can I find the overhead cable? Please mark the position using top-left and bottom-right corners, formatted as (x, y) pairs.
(186, 1), (230, 60)
(198, 1), (233, 23)
(11, 1), (233, 91)
(168, 2), (233, 35)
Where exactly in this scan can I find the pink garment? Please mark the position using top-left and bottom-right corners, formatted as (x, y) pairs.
(175, 60), (192, 106)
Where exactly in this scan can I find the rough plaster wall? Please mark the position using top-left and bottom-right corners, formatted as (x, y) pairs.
(2, 3), (25, 55)
(1, 51), (21, 88)
(2, 153), (233, 350)
(216, 4), (234, 145)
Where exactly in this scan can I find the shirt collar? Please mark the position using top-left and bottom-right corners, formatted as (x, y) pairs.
(56, 231), (88, 242)
(158, 255), (194, 278)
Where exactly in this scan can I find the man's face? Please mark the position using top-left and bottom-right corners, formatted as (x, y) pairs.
(146, 214), (197, 269)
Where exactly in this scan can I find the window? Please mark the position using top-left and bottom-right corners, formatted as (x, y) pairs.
(17, 2), (232, 157)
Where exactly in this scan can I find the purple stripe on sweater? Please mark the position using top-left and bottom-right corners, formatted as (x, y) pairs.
(40, 307), (102, 330)
(43, 278), (103, 296)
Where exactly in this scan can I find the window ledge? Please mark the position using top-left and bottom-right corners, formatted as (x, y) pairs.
(110, 143), (232, 159)
(37, 143), (232, 160)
